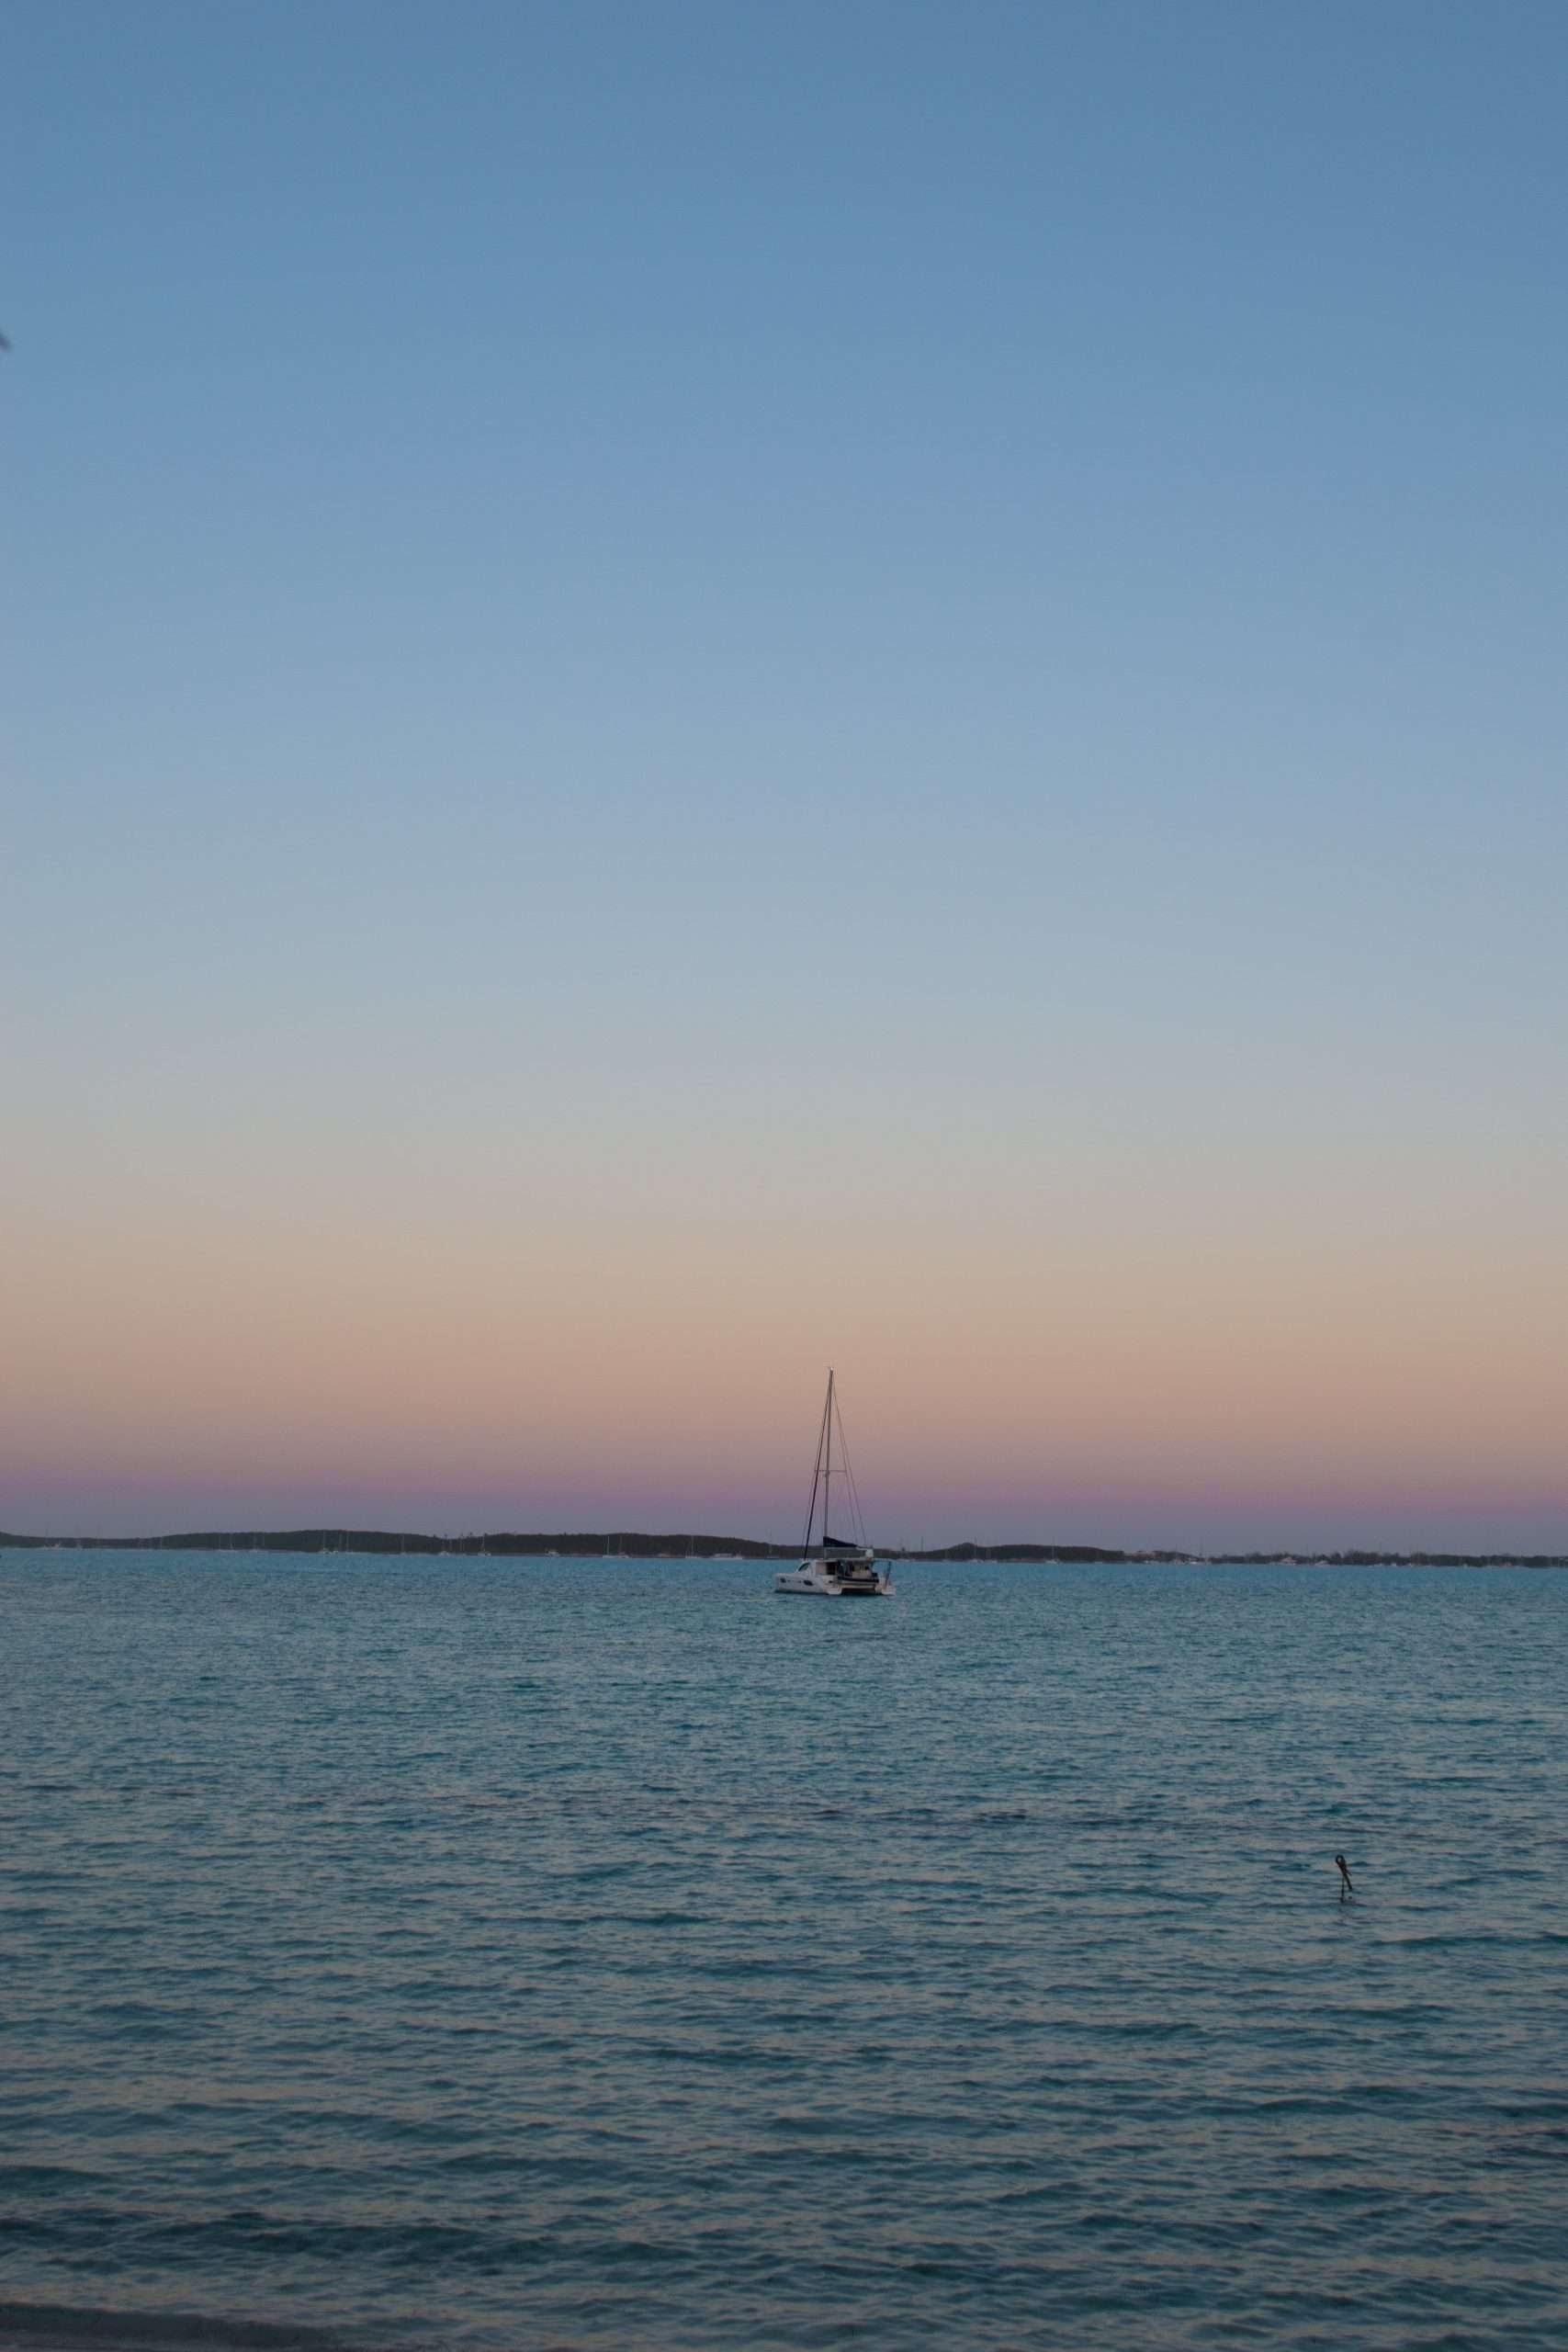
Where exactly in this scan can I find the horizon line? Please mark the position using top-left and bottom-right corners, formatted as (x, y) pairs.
(2, 1526), (1565, 1569)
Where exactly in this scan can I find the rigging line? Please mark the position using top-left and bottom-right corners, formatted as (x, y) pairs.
(800, 1376), (832, 1553)
(845, 1455), (867, 1545)
(840, 1414), (868, 1545)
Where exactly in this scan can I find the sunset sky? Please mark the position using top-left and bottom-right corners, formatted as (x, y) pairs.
(6, 2), (1566, 1549)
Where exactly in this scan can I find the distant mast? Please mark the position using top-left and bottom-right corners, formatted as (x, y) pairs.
(802, 1368), (840, 1553)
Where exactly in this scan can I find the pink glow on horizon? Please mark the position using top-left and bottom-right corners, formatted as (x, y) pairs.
(6, 1150), (1565, 1550)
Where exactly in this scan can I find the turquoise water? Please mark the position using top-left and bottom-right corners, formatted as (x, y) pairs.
(3, 1553), (1565, 2350)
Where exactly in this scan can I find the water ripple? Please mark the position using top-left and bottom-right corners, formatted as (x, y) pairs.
(2, 1553), (1565, 2349)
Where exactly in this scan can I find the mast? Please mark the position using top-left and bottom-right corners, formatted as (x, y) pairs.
(823, 1368), (833, 1544)
(800, 1371), (833, 1554)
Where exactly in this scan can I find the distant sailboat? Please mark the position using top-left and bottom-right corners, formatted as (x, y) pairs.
(774, 1372), (893, 1598)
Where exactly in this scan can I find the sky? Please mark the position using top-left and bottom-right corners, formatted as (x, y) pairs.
(4, 1), (1566, 1550)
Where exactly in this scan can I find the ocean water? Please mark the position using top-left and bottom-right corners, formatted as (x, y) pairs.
(2, 1553), (1565, 2352)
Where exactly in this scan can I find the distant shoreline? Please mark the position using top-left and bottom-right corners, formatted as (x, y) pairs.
(0, 1529), (1562, 1569)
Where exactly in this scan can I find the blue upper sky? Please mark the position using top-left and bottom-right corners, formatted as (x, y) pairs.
(5, 3), (1566, 1544)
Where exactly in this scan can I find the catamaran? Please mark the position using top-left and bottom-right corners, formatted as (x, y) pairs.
(774, 1371), (893, 1597)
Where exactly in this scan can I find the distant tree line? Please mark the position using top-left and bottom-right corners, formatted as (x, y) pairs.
(1, 1529), (1562, 1567)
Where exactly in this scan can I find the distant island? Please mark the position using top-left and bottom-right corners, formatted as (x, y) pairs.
(0, 1528), (1562, 1568)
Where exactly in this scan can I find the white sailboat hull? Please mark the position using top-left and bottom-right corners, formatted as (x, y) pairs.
(774, 1562), (848, 1597)
(773, 1555), (894, 1598)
